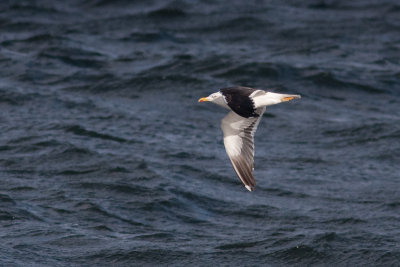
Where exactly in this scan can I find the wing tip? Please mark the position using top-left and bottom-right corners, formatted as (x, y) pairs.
(245, 185), (254, 192)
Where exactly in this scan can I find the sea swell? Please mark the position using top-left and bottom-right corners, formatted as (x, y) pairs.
(1, 0), (400, 266)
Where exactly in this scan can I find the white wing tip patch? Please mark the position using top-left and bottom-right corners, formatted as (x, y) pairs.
(245, 185), (254, 192)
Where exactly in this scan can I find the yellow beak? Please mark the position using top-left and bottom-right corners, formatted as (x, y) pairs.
(198, 97), (209, 102)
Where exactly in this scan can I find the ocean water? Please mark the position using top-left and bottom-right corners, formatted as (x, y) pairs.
(1, 0), (400, 266)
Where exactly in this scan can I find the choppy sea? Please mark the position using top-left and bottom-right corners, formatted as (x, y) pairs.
(1, 0), (400, 265)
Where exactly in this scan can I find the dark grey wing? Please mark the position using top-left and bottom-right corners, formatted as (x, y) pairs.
(220, 108), (265, 191)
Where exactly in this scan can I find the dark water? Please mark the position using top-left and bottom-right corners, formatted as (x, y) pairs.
(1, 0), (400, 265)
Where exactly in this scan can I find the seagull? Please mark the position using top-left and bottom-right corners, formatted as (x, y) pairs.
(198, 86), (300, 191)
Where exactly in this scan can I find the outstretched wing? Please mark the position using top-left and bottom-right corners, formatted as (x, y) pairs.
(220, 108), (265, 191)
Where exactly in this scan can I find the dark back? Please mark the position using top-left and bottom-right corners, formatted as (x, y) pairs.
(220, 86), (259, 118)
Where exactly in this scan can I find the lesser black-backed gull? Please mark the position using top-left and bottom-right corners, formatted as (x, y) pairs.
(198, 86), (300, 191)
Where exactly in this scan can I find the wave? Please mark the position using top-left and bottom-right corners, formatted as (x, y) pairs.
(271, 244), (330, 264)
(147, 7), (186, 18)
(64, 125), (127, 143)
(38, 47), (106, 69)
(305, 71), (385, 93)
(322, 122), (400, 147)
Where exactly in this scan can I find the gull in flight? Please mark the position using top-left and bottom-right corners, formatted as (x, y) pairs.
(198, 86), (300, 191)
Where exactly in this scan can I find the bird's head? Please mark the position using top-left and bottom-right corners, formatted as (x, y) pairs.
(198, 92), (224, 103)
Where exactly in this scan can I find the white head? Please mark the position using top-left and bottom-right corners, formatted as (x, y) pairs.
(198, 91), (228, 108)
